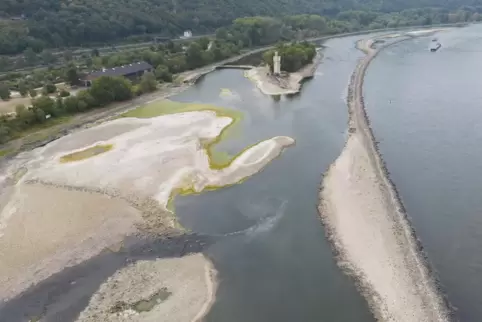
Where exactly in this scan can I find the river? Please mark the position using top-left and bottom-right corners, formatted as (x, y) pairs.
(4, 27), (479, 321)
(170, 35), (375, 321)
(365, 24), (482, 321)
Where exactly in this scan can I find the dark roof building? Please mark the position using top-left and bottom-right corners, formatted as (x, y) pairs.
(82, 61), (153, 86)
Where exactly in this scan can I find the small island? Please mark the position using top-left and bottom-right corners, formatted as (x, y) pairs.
(246, 42), (320, 95)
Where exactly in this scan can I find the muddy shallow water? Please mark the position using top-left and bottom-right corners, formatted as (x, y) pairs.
(0, 35), (379, 321)
(173, 35), (376, 322)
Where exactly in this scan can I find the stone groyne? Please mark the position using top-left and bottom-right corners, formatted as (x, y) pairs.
(319, 36), (454, 321)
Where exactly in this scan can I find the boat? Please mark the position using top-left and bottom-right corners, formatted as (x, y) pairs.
(430, 42), (442, 52)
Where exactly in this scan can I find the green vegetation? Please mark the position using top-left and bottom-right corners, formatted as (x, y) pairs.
(263, 42), (316, 72)
(59, 144), (114, 163)
(122, 99), (243, 166)
(0, 148), (13, 157)
(0, 7), (476, 154)
(0, 0), (481, 57)
(0, 76), (136, 143)
(110, 288), (172, 314)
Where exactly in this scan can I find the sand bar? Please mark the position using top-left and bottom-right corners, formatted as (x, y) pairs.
(245, 52), (322, 96)
(76, 254), (216, 322)
(319, 36), (451, 321)
(0, 106), (294, 314)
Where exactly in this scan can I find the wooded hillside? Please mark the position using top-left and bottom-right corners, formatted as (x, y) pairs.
(1, 0), (482, 55)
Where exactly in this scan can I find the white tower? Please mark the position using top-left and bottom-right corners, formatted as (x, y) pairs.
(273, 51), (281, 75)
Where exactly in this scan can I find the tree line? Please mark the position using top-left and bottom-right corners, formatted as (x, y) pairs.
(1, 0), (482, 55)
(262, 42), (317, 73)
(0, 10), (478, 144)
(0, 73), (158, 143)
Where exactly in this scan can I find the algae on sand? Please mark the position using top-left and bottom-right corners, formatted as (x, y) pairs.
(59, 144), (114, 163)
(121, 99), (243, 167)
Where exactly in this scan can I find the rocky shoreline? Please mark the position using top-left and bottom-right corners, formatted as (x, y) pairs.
(245, 52), (323, 96)
(319, 34), (453, 321)
(0, 99), (294, 321)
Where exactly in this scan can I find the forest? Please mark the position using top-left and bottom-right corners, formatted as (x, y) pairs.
(0, 7), (480, 145)
(1, 0), (482, 55)
(262, 42), (317, 73)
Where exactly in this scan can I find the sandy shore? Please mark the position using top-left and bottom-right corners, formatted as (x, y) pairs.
(21, 112), (294, 209)
(0, 107), (294, 319)
(319, 36), (451, 321)
(76, 254), (216, 322)
(245, 52), (322, 95)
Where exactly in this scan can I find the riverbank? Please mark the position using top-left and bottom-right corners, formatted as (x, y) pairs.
(76, 254), (216, 322)
(245, 52), (323, 95)
(319, 35), (451, 321)
(0, 24), (460, 161)
(0, 101), (294, 320)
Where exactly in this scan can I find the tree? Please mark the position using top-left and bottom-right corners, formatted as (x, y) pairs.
(89, 76), (133, 105)
(0, 57), (8, 72)
(34, 108), (46, 123)
(0, 125), (11, 144)
(166, 55), (187, 73)
(139, 72), (157, 93)
(32, 96), (56, 116)
(29, 88), (38, 98)
(77, 99), (89, 111)
(0, 83), (10, 100)
(15, 104), (27, 116)
(55, 97), (65, 114)
(15, 106), (36, 127)
(64, 96), (80, 112)
(76, 90), (97, 108)
(18, 82), (28, 97)
(91, 48), (100, 57)
(198, 37), (211, 50)
(66, 66), (80, 85)
(41, 50), (56, 64)
(155, 65), (173, 82)
(42, 83), (57, 95)
(63, 50), (73, 62)
(186, 43), (205, 69)
(24, 48), (37, 65)
(59, 89), (70, 97)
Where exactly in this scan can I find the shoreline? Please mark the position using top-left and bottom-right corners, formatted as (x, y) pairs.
(0, 106), (294, 320)
(0, 23), (465, 162)
(319, 34), (453, 321)
(244, 52), (323, 96)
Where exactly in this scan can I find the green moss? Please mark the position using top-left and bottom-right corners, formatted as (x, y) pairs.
(133, 288), (172, 312)
(121, 99), (243, 168)
(0, 148), (13, 158)
(123, 99), (263, 207)
(59, 144), (114, 163)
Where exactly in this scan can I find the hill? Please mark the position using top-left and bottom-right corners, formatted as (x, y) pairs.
(0, 0), (482, 55)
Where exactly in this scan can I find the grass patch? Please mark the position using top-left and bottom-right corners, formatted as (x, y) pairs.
(124, 99), (259, 204)
(121, 99), (243, 167)
(15, 116), (73, 138)
(59, 144), (114, 163)
(0, 148), (13, 158)
(110, 288), (172, 314)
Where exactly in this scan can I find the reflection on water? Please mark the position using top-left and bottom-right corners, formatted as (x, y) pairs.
(365, 24), (482, 321)
(169, 35), (375, 322)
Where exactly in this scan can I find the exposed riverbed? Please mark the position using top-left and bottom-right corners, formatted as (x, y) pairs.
(365, 23), (482, 321)
(2, 27), (475, 322)
(172, 35), (376, 321)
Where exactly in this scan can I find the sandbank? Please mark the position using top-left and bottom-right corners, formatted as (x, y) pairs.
(245, 52), (322, 96)
(319, 36), (450, 321)
(0, 104), (294, 308)
(76, 254), (216, 322)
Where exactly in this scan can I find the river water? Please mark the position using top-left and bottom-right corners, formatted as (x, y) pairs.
(170, 35), (376, 321)
(365, 24), (482, 321)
